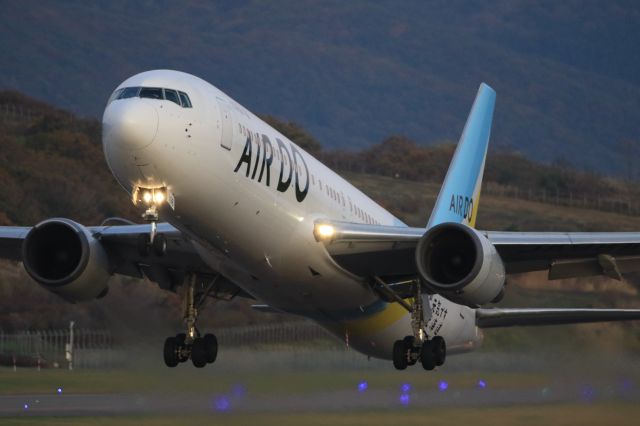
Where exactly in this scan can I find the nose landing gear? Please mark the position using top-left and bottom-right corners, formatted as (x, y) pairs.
(133, 186), (173, 257)
(163, 274), (219, 368)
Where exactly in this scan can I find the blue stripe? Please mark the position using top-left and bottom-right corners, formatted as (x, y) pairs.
(427, 83), (496, 228)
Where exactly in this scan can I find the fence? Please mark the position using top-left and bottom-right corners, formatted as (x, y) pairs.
(0, 321), (342, 370)
(483, 182), (640, 216)
(0, 328), (124, 369)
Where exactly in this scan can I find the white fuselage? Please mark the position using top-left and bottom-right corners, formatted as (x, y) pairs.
(101, 70), (481, 359)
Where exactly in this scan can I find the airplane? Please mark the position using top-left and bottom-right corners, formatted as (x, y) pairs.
(1, 69), (640, 370)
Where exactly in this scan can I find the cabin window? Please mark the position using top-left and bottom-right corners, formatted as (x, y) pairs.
(118, 87), (141, 99)
(108, 88), (124, 104)
(139, 87), (164, 100)
(163, 89), (181, 106)
(178, 91), (192, 108)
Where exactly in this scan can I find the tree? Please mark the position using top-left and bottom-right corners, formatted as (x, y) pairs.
(259, 115), (322, 156)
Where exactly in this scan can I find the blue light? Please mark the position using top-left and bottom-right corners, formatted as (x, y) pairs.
(23, 403), (29, 410)
(581, 386), (595, 403)
(399, 393), (410, 406)
(57, 387), (63, 394)
(231, 384), (246, 398)
(358, 381), (368, 392)
(438, 380), (448, 391)
(400, 383), (411, 393)
(214, 396), (230, 412)
(478, 380), (487, 389)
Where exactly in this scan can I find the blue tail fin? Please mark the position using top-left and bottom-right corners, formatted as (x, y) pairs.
(427, 83), (496, 229)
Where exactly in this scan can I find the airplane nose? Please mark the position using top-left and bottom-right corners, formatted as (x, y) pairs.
(102, 100), (158, 151)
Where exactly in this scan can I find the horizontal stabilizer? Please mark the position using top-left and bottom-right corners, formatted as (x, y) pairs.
(476, 308), (640, 328)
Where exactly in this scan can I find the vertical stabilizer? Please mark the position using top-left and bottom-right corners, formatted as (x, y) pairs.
(426, 83), (496, 229)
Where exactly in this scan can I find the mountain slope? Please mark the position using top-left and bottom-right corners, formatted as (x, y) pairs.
(0, 1), (639, 175)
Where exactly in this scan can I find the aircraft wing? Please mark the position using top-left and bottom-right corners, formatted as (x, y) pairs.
(316, 220), (640, 281)
(0, 222), (250, 298)
(475, 307), (640, 327)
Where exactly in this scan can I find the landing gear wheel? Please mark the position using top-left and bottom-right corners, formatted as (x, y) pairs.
(420, 341), (436, 371)
(163, 337), (179, 368)
(203, 333), (218, 364)
(191, 338), (207, 368)
(137, 234), (151, 257)
(392, 340), (409, 370)
(432, 336), (446, 366)
(153, 233), (167, 256)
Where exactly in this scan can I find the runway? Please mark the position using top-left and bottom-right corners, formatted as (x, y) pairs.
(3, 383), (638, 417)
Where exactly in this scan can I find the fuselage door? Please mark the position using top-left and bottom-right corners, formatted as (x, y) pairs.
(217, 97), (233, 150)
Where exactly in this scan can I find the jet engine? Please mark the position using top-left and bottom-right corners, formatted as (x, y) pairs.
(22, 218), (111, 302)
(415, 222), (505, 307)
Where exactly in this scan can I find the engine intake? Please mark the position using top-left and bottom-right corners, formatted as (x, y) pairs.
(22, 218), (111, 302)
(415, 222), (505, 306)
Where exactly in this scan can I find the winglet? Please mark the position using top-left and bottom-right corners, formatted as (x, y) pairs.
(427, 83), (496, 229)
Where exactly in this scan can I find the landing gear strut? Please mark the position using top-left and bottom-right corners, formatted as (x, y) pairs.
(137, 207), (167, 256)
(380, 277), (447, 371)
(163, 274), (219, 368)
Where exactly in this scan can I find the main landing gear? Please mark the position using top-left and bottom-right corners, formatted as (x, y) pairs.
(374, 277), (447, 371)
(163, 274), (219, 368)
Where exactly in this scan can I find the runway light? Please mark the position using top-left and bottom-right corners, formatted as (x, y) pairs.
(231, 384), (246, 398)
(23, 403), (29, 410)
(400, 383), (411, 393)
(399, 393), (410, 406)
(315, 224), (335, 240)
(57, 387), (63, 394)
(214, 396), (230, 412)
(581, 385), (595, 403)
(438, 380), (449, 391)
(358, 380), (368, 392)
(478, 380), (487, 389)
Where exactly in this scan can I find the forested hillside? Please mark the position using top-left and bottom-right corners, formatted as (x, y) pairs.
(1, 1), (639, 175)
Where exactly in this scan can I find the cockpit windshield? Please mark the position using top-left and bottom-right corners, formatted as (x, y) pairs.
(108, 86), (193, 108)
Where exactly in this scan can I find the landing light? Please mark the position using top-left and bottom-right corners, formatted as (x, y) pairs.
(133, 186), (172, 209)
(153, 191), (165, 204)
(314, 224), (335, 241)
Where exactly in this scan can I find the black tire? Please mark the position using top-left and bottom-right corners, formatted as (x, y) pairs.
(137, 234), (151, 257)
(432, 336), (446, 366)
(420, 341), (436, 371)
(392, 340), (408, 370)
(203, 333), (218, 363)
(153, 233), (167, 256)
(163, 337), (179, 368)
(191, 338), (207, 368)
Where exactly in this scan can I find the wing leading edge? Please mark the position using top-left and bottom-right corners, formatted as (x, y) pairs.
(315, 219), (640, 280)
(0, 222), (251, 298)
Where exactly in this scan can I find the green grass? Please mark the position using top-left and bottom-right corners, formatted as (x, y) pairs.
(2, 404), (640, 425)
(0, 367), (552, 396)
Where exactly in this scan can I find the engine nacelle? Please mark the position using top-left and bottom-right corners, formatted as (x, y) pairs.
(22, 218), (111, 302)
(415, 222), (505, 307)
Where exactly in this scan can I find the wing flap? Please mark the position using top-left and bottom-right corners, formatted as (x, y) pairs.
(476, 308), (640, 328)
